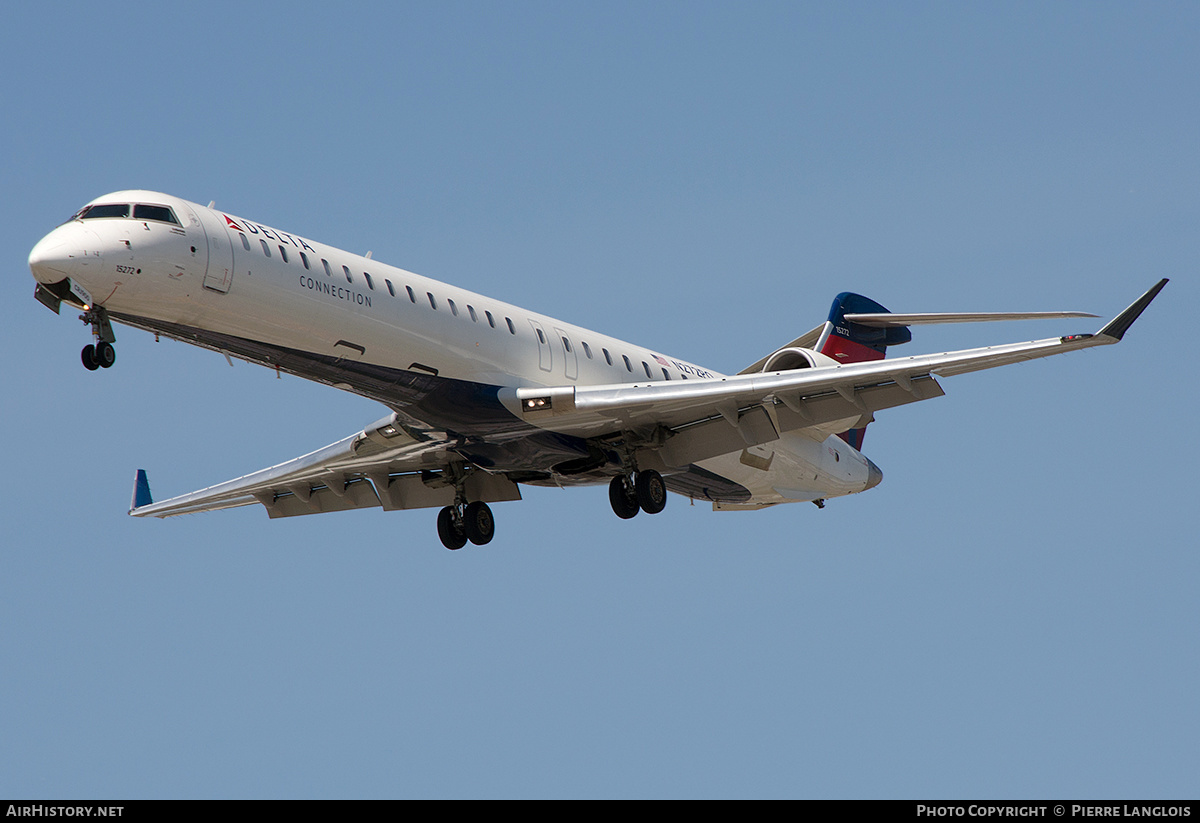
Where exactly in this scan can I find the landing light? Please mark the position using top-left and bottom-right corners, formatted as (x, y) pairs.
(524, 397), (552, 410)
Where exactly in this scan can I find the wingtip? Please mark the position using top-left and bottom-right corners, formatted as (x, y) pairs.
(129, 469), (153, 513)
(1096, 279), (1168, 341)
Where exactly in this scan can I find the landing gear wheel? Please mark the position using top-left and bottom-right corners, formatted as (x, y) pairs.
(437, 506), (467, 550)
(95, 341), (116, 369)
(463, 501), (495, 545)
(609, 475), (639, 520)
(635, 469), (667, 514)
(81, 344), (100, 371)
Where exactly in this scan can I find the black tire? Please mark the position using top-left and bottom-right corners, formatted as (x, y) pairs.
(96, 341), (116, 369)
(635, 469), (667, 515)
(463, 501), (495, 545)
(609, 475), (639, 519)
(81, 344), (100, 371)
(436, 506), (467, 550)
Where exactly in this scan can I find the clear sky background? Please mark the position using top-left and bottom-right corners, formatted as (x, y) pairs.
(2, 1), (1196, 799)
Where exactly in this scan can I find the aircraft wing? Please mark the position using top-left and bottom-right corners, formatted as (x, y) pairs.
(128, 412), (521, 519)
(502, 280), (1167, 468)
(130, 279), (1164, 516)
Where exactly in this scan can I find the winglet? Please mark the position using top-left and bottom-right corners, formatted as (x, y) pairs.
(1097, 279), (1168, 341)
(130, 469), (154, 513)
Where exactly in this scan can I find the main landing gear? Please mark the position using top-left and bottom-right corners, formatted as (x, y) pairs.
(79, 307), (116, 371)
(436, 501), (495, 550)
(608, 469), (667, 520)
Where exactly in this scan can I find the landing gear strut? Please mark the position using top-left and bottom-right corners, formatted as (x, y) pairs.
(80, 307), (116, 371)
(609, 469), (667, 519)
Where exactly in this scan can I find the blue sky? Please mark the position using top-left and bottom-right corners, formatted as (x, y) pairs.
(2, 1), (1196, 799)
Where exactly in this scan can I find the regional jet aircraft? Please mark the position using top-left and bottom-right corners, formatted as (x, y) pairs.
(28, 191), (1167, 548)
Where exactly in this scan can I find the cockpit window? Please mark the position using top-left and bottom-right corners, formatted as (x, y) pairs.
(77, 203), (130, 220)
(133, 204), (180, 225)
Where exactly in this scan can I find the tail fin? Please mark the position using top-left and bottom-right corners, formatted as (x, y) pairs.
(816, 293), (911, 449)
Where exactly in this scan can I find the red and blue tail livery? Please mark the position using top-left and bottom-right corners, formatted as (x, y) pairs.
(817, 292), (913, 448)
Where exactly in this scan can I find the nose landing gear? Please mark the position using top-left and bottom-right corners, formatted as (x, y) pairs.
(79, 307), (116, 371)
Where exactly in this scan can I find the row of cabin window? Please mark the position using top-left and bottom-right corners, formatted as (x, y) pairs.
(240, 232), (520, 334)
(536, 328), (676, 381)
(241, 232), (676, 381)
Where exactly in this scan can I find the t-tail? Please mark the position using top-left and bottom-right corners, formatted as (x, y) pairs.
(815, 293), (912, 449)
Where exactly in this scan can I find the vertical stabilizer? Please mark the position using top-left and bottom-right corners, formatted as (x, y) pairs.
(817, 293), (911, 449)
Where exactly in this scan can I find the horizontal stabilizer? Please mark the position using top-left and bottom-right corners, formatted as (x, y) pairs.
(843, 311), (1099, 327)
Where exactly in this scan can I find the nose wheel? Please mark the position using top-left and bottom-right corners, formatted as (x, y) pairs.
(82, 340), (116, 370)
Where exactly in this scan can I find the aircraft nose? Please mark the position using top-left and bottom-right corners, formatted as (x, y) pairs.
(28, 230), (72, 282)
(28, 225), (102, 285)
(865, 457), (883, 490)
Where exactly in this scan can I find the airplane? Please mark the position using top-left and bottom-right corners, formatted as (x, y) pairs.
(28, 190), (1167, 549)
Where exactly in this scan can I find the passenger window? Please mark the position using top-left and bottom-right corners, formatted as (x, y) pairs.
(385, 279), (395, 297)
(260, 239), (271, 257)
(322, 259), (333, 277)
(536, 329), (545, 344)
(506, 317), (516, 334)
(582, 342), (592, 359)
(662, 368), (670, 380)
(603, 348), (612, 366)
(364, 272), (375, 290)
(406, 285), (416, 303)
(448, 299), (458, 316)
(485, 311), (496, 328)
(562, 337), (572, 353)
(240, 234), (251, 251)
(623, 355), (632, 372)
(428, 292), (438, 310)
(643, 361), (652, 378)
(278, 245), (289, 263)
(343, 265), (352, 283)
(300, 251), (310, 270)
(468, 305), (478, 322)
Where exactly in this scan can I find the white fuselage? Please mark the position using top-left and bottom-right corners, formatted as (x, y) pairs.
(29, 190), (875, 507)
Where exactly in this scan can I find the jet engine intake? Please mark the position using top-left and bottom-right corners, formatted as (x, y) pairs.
(760, 347), (838, 373)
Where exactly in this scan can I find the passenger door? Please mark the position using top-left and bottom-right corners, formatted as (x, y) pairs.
(194, 206), (235, 294)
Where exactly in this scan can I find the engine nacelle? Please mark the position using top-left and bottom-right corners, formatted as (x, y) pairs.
(760, 347), (839, 373)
